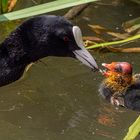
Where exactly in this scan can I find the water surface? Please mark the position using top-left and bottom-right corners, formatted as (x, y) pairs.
(0, 0), (140, 139)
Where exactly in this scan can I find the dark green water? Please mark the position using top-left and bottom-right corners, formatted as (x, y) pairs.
(0, 0), (140, 140)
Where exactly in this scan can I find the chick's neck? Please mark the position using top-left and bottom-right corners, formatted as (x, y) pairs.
(104, 72), (133, 96)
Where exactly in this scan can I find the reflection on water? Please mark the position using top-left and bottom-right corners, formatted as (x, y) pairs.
(0, 0), (140, 140)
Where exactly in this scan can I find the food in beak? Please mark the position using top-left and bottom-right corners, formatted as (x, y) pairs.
(101, 63), (113, 77)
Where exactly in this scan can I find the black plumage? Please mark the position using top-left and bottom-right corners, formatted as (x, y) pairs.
(0, 15), (98, 87)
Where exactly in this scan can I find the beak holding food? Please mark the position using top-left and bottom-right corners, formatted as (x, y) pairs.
(72, 26), (98, 71)
(101, 63), (114, 77)
(102, 63), (117, 71)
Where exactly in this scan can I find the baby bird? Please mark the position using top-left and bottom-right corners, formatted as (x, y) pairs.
(99, 62), (140, 111)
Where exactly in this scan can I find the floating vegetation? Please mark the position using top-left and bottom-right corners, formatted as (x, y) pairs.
(84, 24), (140, 53)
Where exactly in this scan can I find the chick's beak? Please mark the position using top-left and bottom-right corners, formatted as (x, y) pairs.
(102, 62), (119, 71)
(102, 63), (115, 71)
(101, 63), (116, 77)
(72, 26), (98, 71)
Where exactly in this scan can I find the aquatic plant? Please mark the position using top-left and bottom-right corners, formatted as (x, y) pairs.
(84, 24), (140, 53)
(0, 0), (17, 13)
(0, 0), (98, 21)
(1, 0), (9, 13)
(86, 34), (140, 50)
(123, 115), (140, 140)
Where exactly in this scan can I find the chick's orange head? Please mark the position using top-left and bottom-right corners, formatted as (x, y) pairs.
(102, 62), (132, 77)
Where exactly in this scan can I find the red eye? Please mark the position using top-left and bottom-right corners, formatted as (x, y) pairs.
(63, 36), (69, 42)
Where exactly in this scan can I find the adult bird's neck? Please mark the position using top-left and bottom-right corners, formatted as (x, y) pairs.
(0, 27), (51, 65)
(0, 28), (29, 64)
(0, 28), (40, 87)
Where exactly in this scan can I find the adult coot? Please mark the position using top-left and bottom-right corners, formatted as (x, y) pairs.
(0, 15), (98, 87)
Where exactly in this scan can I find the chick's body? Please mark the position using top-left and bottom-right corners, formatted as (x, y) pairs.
(99, 62), (140, 111)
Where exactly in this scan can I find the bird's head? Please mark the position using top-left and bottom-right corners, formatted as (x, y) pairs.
(99, 62), (133, 96)
(101, 62), (132, 77)
(20, 15), (98, 70)
(40, 16), (99, 70)
(101, 62), (133, 85)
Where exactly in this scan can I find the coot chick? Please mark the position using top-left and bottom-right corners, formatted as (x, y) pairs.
(99, 62), (140, 111)
(0, 15), (98, 87)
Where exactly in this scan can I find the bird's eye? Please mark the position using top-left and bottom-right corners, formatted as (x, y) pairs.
(63, 36), (69, 42)
(115, 65), (122, 73)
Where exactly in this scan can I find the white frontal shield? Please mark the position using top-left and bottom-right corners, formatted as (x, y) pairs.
(72, 26), (98, 70)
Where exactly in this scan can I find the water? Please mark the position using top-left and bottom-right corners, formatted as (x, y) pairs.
(0, 0), (140, 139)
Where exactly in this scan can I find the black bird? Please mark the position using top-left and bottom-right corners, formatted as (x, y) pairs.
(0, 15), (98, 87)
(99, 62), (140, 111)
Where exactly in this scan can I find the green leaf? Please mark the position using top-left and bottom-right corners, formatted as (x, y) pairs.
(86, 34), (140, 50)
(0, 0), (98, 22)
(123, 115), (140, 140)
(1, 0), (9, 13)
